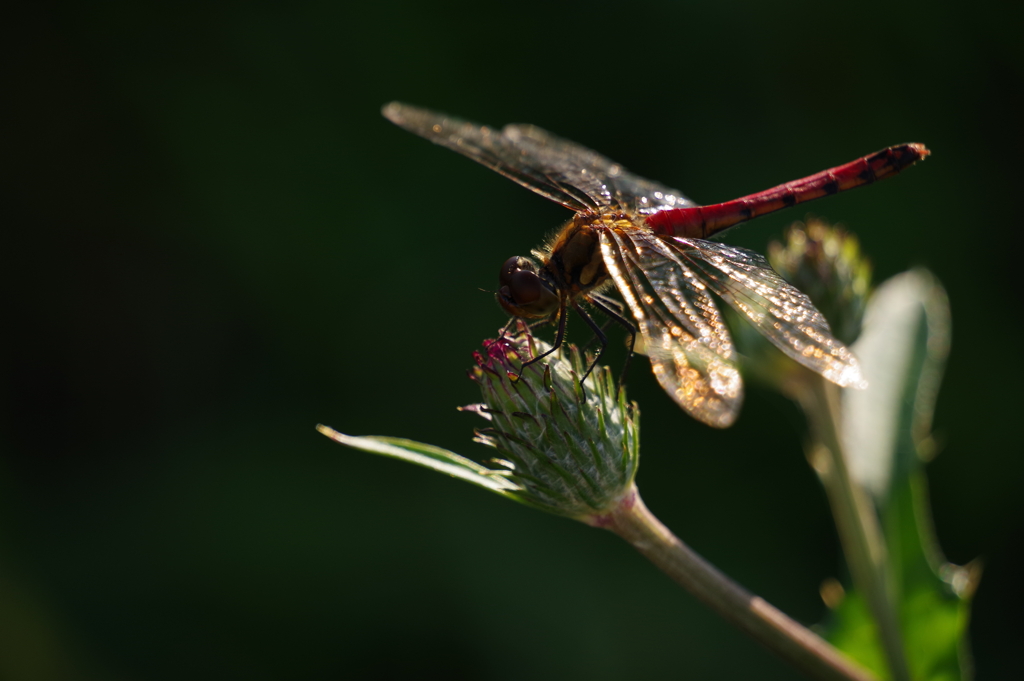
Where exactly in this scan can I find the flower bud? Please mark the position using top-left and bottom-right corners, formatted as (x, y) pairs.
(463, 332), (639, 519)
(767, 219), (872, 346)
(318, 330), (640, 522)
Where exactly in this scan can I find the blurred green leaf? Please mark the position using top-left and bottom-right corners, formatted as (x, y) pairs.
(824, 589), (889, 678)
(826, 270), (976, 680)
(841, 270), (950, 501)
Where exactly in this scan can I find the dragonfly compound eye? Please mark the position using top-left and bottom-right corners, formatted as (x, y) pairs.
(497, 256), (559, 319)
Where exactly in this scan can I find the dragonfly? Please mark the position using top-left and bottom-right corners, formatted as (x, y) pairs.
(382, 102), (929, 428)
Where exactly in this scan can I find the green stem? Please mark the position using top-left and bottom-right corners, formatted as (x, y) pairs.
(592, 485), (878, 681)
(792, 376), (910, 681)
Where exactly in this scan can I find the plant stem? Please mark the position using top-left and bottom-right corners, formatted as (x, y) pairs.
(591, 485), (879, 681)
(792, 376), (911, 681)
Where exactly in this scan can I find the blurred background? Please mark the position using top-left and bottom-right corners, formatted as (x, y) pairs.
(3, 1), (1021, 679)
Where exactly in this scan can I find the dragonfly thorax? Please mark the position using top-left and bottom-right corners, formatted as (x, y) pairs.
(497, 219), (613, 320)
(497, 255), (560, 319)
(543, 217), (611, 294)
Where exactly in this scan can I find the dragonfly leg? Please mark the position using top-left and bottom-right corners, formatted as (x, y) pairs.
(588, 293), (637, 388)
(575, 293), (623, 351)
(573, 301), (608, 391)
(502, 315), (558, 342)
(515, 297), (567, 378)
(577, 311), (613, 352)
(497, 316), (518, 340)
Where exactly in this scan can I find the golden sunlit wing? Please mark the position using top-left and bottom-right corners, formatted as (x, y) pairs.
(669, 237), (865, 387)
(382, 102), (696, 217)
(599, 227), (742, 428)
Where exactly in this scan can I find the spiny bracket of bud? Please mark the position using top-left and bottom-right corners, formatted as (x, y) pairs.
(318, 330), (639, 521)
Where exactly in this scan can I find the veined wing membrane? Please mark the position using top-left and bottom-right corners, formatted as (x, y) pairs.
(383, 103), (595, 211)
(599, 228), (742, 428)
(504, 124), (697, 216)
(383, 103), (697, 216)
(671, 238), (865, 387)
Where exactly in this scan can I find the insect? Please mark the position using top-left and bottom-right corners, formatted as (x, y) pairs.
(383, 102), (929, 427)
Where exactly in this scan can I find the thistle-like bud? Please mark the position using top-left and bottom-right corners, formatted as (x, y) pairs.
(767, 218), (872, 346)
(318, 331), (639, 522)
(463, 334), (640, 519)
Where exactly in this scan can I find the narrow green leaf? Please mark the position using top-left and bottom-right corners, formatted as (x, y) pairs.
(316, 426), (521, 493)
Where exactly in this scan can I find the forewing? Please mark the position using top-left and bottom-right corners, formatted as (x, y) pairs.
(504, 124), (697, 216)
(383, 102), (696, 216)
(599, 228), (742, 428)
(668, 238), (865, 387)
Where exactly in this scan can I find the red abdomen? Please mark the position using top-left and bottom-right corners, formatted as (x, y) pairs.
(645, 143), (930, 239)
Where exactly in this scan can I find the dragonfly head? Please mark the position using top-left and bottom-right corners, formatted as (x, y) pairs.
(497, 256), (560, 319)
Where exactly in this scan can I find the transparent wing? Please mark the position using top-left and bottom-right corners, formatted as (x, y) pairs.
(383, 102), (696, 216)
(668, 237), (865, 387)
(599, 227), (742, 428)
(503, 123), (697, 216)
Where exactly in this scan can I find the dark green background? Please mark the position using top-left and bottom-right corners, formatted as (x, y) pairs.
(3, 2), (1021, 679)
